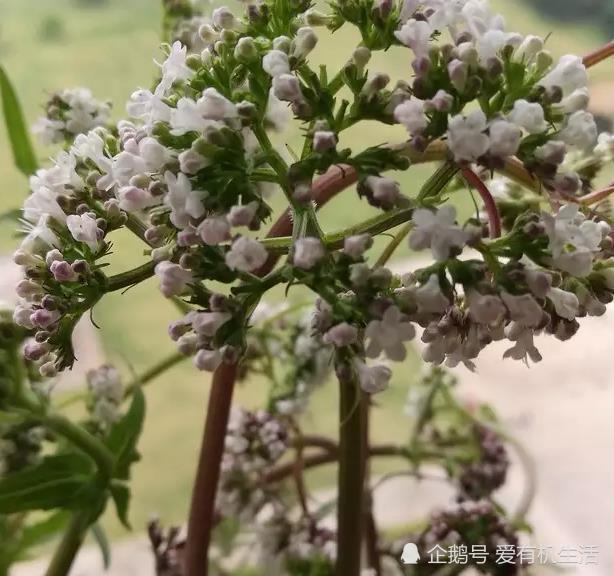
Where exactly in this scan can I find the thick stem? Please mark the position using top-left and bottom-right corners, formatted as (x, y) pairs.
(44, 510), (91, 576)
(336, 360), (365, 576)
(362, 399), (381, 575)
(184, 361), (237, 576)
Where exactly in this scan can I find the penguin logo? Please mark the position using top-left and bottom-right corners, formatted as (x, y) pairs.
(401, 542), (420, 565)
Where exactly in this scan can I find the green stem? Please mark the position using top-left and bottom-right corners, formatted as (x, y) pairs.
(42, 413), (115, 479)
(44, 510), (92, 576)
(106, 260), (157, 292)
(375, 222), (413, 267)
(124, 351), (186, 397)
(335, 357), (365, 576)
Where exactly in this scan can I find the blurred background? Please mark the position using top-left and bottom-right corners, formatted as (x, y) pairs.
(0, 0), (612, 574)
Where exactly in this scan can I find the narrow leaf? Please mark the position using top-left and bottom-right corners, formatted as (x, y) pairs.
(91, 523), (111, 570)
(109, 483), (131, 530)
(106, 388), (146, 480)
(0, 66), (37, 176)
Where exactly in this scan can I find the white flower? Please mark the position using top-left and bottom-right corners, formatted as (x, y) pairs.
(508, 100), (548, 134)
(291, 27), (318, 59)
(539, 55), (588, 97)
(127, 89), (171, 126)
(171, 98), (216, 135)
(117, 186), (157, 212)
(467, 291), (506, 324)
(164, 171), (205, 229)
(415, 274), (450, 314)
(447, 110), (490, 162)
(199, 88), (238, 121)
(547, 287), (579, 320)
(394, 98), (427, 135)
(514, 35), (544, 63)
(293, 237), (325, 269)
(156, 41), (193, 96)
(66, 214), (99, 251)
(500, 291), (542, 327)
(488, 119), (521, 157)
(228, 202), (258, 227)
(20, 216), (59, 255)
(461, 0), (506, 37)
(475, 29), (518, 62)
(365, 306), (415, 361)
(560, 87), (590, 114)
(198, 216), (231, 245)
(262, 50), (291, 77)
(192, 312), (232, 337)
(559, 111), (598, 150)
(194, 349), (223, 372)
(23, 188), (67, 224)
(32, 117), (65, 145)
(225, 237), (268, 272)
(155, 261), (193, 297)
(503, 323), (542, 363)
(343, 234), (373, 260)
(410, 205), (468, 261)
(364, 176), (401, 208)
(272, 74), (303, 102)
(542, 204), (602, 277)
(394, 19), (432, 57)
(213, 6), (239, 30)
(353, 358), (392, 395)
(179, 148), (209, 174)
(322, 323), (358, 348)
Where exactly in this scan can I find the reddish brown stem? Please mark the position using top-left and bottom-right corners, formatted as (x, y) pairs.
(461, 168), (502, 239)
(184, 361), (237, 576)
(184, 164), (359, 576)
(583, 40), (614, 69)
(362, 399), (381, 575)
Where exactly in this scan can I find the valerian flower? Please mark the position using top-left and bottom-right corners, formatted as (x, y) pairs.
(365, 306), (415, 361)
(410, 205), (469, 261)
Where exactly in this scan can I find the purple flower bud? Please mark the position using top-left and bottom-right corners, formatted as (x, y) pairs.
(228, 202), (258, 227)
(448, 59), (468, 91)
(344, 234), (373, 260)
(23, 340), (50, 361)
(30, 308), (60, 329)
(198, 217), (231, 246)
(50, 260), (77, 282)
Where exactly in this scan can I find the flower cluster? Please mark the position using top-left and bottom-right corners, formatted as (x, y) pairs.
(459, 424), (509, 500)
(399, 500), (520, 575)
(12, 0), (613, 386)
(257, 513), (337, 575)
(216, 408), (289, 520)
(32, 88), (111, 146)
(85, 364), (124, 435)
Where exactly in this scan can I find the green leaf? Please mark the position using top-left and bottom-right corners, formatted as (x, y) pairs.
(106, 388), (146, 480)
(91, 523), (111, 569)
(0, 66), (38, 176)
(0, 454), (95, 514)
(109, 483), (131, 530)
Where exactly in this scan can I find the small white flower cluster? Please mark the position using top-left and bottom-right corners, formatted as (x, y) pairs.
(393, 0), (597, 187)
(256, 513), (337, 570)
(32, 88), (111, 145)
(216, 408), (289, 520)
(86, 364), (124, 434)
